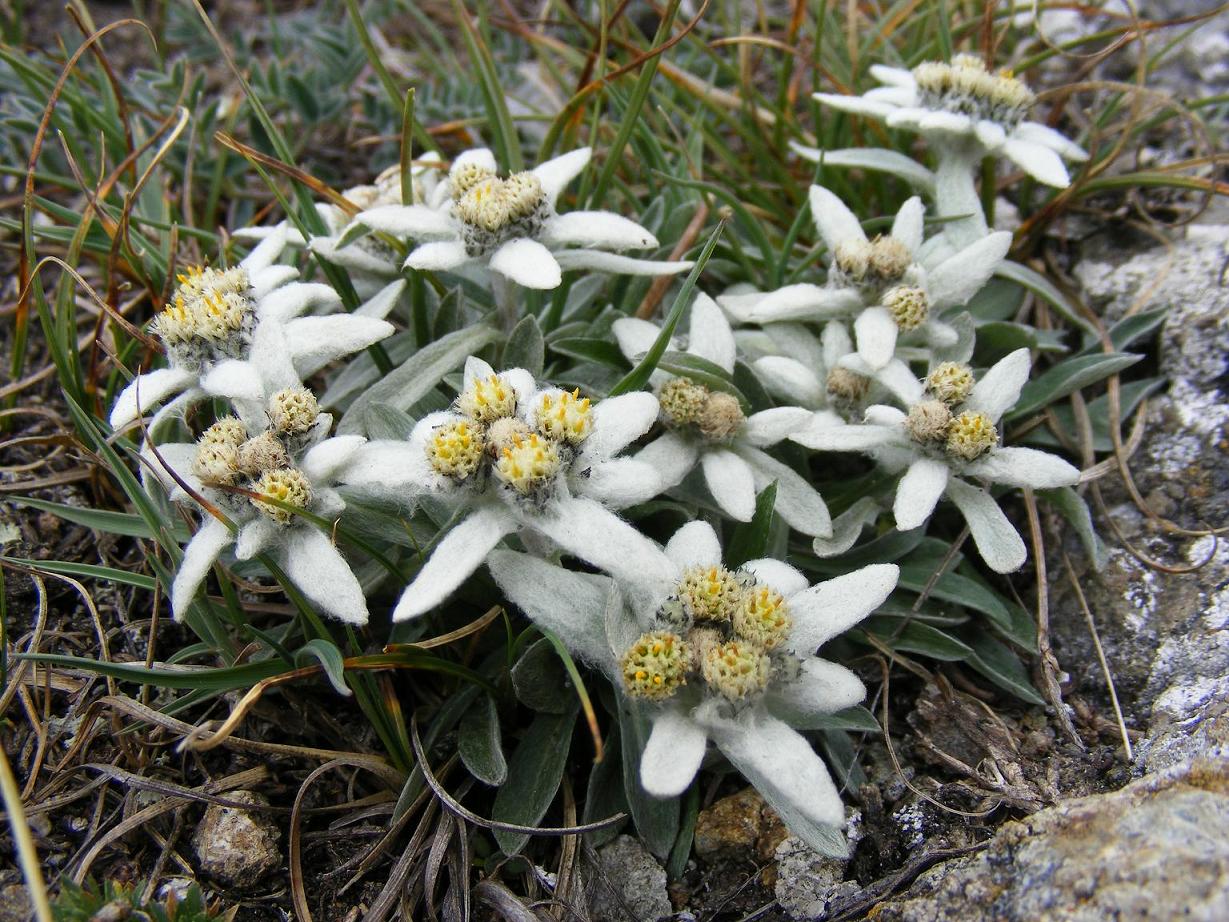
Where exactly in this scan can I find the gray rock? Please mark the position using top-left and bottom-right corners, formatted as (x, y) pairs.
(772, 835), (859, 921)
(868, 757), (1229, 922)
(588, 834), (672, 922)
(0, 884), (31, 922)
(190, 790), (281, 888)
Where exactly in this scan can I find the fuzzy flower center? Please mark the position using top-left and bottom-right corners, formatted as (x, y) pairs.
(192, 417), (248, 487)
(925, 362), (975, 405)
(268, 386), (320, 436)
(882, 286), (930, 331)
(678, 565), (746, 623)
(152, 266), (253, 366)
(827, 367), (871, 404)
(905, 399), (954, 445)
(833, 236), (912, 291)
(621, 631), (690, 701)
(536, 389), (592, 446)
(494, 433), (563, 495)
(733, 586), (792, 652)
(452, 169), (548, 256)
(458, 374), (518, 423)
(700, 640), (772, 701)
(251, 467), (313, 524)
(912, 54), (1036, 129)
(945, 410), (998, 461)
(427, 419), (485, 480)
(657, 377), (746, 442)
(236, 431), (290, 478)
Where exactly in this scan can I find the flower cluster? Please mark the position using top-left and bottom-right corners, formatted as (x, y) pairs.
(122, 73), (1091, 861)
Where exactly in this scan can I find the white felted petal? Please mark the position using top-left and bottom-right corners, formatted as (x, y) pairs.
(768, 658), (867, 727)
(963, 447), (1080, 489)
(868, 64), (915, 88)
(916, 110), (974, 135)
(313, 487), (346, 520)
(487, 548), (612, 665)
(641, 710), (708, 797)
(704, 711), (847, 831)
(339, 439), (437, 500)
(453, 147), (497, 173)
(285, 316), (395, 376)
(812, 92), (897, 121)
(146, 440), (199, 498)
(258, 282), (340, 322)
(890, 196), (924, 255)
(356, 204), (457, 240)
(764, 322), (824, 368)
(925, 231), (1012, 309)
(252, 265), (302, 303)
(875, 359), (926, 406)
(809, 185), (866, 251)
(532, 147), (591, 205)
(853, 306), (899, 371)
(974, 120), (1008, 151)
(787, 563), (900, 654)
(944, 477), (1027, 573)
(736, 446), (833, 539)
(752, 357), (824, 408)
(171, 517), (232, 619)
(200, 359), (265, 403)
(488, 238), (563, 290)
(743, 407), (814, 448)
(463, 357), (498, 389)
(579, 458), (661, 508)
(234, 518), (278, 561)
(1003, 137), (1072, 188)
(310, 237), (399, 277)
(301, 435), (367, 482)
(404, 240), (470, 272)
(752, 286), (863, 324)
(716, 290), (768, 324)
(110, 367), (196, 428)
(579, 391), (660, 463)
(635, 432), (701, 490)
(966, 347), (1031, 422)
(531, 496), (675, 596)
(355, 278), (407, 319)
(893, 458), (950, 531)
(1014, 121), (1088, 162)
(741, 558), (808, 598)
(612, 316), (672, 362)
(394, 505), (517, 621)
(551, 250), (694, 276)
(687, 294), (736, 373)
(664, 520), (722, 572)
(822, 320), (854, 369)
(865, 86), (916, 106)
(282, 527), (369, 625)
(862, 403), (908, 427)
(812, 496), (879, 558)
(790, 422), (901, 453)
(701, 449), (757, 521)
(239, 225), (289, 275)
(541, 211), (657, 250)
(922, 318), (959, 349)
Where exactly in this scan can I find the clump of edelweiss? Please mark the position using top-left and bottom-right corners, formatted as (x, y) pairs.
(110, 230), (395, 433)
(344, 147), (693, 290)
(613, 294), (831, 537)
(718, 186), (1009, 372)
(791, 348), (1082, 572)
(149, 388), (370, 625)
(342, 357), (675, 620)
(814, 54), (1088, 245)
(488, 520), (900, 856)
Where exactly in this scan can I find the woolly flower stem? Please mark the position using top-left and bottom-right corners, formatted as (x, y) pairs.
(934, 144), (989, 250)
(492, 272), (520, 334)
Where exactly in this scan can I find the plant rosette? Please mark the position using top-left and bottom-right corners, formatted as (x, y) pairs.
(488, 520), (900, 857)
(341, 357), (675, 621)
(343, 147), (693, 290)
(110, 228), (395, 434)
(614, 294), (831, 536)
(150, 387), (371, 625)
(790, 348), (1081, 572)
(718, 186), (1009, 372)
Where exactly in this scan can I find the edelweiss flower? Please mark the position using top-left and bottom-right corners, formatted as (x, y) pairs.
(816, 55), (1088, 188)
(790, 349), (1081, 572)
(110, 229), (395, 432)
(345, 147), (693, 290)
(614, 295), (832, 536)
(718, 186), (1009, 372)
(488, 521), (900, 855)
(342, 357), (674, 620)
(150, 389), (370, 625)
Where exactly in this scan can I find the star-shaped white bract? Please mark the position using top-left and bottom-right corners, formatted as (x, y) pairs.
(614, 295), (832, 537)
(487, 520), (900, 856)
(790, 348), (1081, 572)
(815, 56), (1089, 188)
(344, 147), (693, 290)
(340, 357), (674, 621)
(717, 186), (1010, 373)
(149, 392), (371, 626)
(110, 229), (396, 434)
